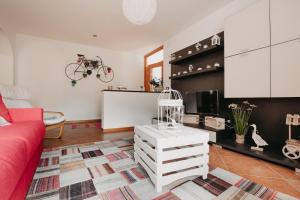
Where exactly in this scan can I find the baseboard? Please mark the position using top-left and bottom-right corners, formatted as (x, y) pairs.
(103, 127), (134, 133)
(65, 119), (101, 124)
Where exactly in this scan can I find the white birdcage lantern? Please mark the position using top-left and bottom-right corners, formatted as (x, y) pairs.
(157, 88), (184, 130)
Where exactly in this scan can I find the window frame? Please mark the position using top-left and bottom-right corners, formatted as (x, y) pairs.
(144, 45), (164, 91)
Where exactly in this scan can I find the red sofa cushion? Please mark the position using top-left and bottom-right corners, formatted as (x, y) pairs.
(10, 145), (43, 200)
(0, 108), (45, 200)
(0, 95), (12, 122)
(9, 108), (44, 123)
(0, 139), (28, 200)
(0, 121), (45, 162)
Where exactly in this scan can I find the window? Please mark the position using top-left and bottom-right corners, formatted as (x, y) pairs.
(144, 46), (164, 91)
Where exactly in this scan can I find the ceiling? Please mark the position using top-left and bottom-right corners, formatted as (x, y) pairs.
(0, 0), (233, 51)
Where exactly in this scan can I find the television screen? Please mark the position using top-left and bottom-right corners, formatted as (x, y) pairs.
(184, 90), (221, 115)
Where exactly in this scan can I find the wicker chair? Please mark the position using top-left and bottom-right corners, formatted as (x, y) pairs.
(0, 84), (65, 139)
(43, 111), (65, 139)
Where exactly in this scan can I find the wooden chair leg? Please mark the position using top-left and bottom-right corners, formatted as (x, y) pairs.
(58, 123), (65, 139)
(45, 122), (65, 139)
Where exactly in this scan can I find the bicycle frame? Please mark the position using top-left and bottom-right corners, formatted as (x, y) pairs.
(77, 55), (103, 71)
(66, 54), (114, 84)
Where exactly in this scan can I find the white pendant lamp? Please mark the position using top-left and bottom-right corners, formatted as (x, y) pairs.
(122, 0), (157, 25)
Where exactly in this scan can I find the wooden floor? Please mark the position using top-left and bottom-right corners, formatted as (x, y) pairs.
(44, 123), (134, 148)
(43, 124), (300, 198)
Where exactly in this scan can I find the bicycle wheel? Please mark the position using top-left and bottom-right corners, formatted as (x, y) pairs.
(97, 66), (114, 83)
(65, 63), (86, 81)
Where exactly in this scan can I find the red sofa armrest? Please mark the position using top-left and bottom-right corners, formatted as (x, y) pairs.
(8, 108), (44, 122)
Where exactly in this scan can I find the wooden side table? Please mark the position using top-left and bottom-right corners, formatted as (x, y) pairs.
(134, 125), (209, 192)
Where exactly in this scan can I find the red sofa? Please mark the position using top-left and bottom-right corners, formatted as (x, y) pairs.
(0, 108), (45, 200)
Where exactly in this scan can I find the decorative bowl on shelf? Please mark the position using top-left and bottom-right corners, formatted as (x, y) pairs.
(195, 42), (202, 51)
(171, 54), (176, 61)
(188, 64), (194, 72)
(214, 62), (221, 67)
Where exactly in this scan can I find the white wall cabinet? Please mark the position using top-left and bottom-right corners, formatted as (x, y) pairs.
(225, 47), (270, 98)
(270, 0), (300, 45)
(271, 39), (300, 97)
(225, 0), (299, 98)
(224, 0), (270, 57)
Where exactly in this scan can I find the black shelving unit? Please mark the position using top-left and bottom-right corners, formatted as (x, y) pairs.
(216, 138), (300, 169)
(153, 119), (300, 169)
(169, 45), (224, 65)
(169, 67), (223, 80)
(185, 123), (299, 169)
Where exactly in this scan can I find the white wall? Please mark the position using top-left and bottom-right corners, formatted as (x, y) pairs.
(0, 29), (14, 85)
(9, 0), (260, 121)
(163, 0), (258, 87)
(15, 34), (143, 120)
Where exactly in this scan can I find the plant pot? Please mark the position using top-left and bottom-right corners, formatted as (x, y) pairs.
(235, 134), (245, 144)
(154, 86), (163, 92)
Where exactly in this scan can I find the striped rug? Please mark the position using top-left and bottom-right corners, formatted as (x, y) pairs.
(26, 138), (298, 200)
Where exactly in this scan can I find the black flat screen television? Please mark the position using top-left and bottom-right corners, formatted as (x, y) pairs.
(184, 90), (221, 115)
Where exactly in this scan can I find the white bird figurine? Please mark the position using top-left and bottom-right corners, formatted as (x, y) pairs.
(250, 124), (268, 151)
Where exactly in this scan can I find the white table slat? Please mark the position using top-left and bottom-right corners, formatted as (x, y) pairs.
(158, 137), (208, 149)
(161, 165), (209, 186)
(161, 154), (209, 174)
(161, 145), (209, 161)
(134, 125), (209, 192)
(135, 128), (157, 147)
(134, 135), (156, 161)
(134, 144), (157, 173)
(134, 152), (156, 182)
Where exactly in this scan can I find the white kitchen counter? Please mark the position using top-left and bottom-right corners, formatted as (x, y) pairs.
(101, 90), (160, 132)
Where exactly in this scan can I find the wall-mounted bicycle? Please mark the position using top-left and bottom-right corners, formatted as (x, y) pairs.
(65, 54), (114, 86)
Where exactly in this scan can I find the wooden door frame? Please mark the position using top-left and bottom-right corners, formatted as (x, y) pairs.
(147, 61), (164, 86)
(144, 45), (164, 91)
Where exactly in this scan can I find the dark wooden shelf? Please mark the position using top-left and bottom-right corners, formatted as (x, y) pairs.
(169, 67), (223, 80)
(216, 138), (300, 169)
(152, 118), (299, 169)
(169, 45), (224, 65)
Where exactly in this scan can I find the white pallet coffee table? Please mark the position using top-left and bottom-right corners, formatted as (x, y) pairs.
(134, 125), (209, 192)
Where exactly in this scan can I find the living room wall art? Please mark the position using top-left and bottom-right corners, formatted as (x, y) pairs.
(65, 54), (114, 86)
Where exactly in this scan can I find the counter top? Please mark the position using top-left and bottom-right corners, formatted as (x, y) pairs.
(102, 89), (161, 93)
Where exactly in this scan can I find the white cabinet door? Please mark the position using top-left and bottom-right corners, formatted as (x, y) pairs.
(271, 0), (300, 45)
(271, 39), (300, 97)
(225, 47), (270, 98)
(224, 0), (270, 57)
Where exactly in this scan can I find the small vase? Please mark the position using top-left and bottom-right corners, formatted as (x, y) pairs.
(235, 134), (245, 144)
(154, 86), (163, 92)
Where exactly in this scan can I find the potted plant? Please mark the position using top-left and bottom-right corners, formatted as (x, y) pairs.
(228, 101), (256, 144)
(149, 78), (163, 92)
